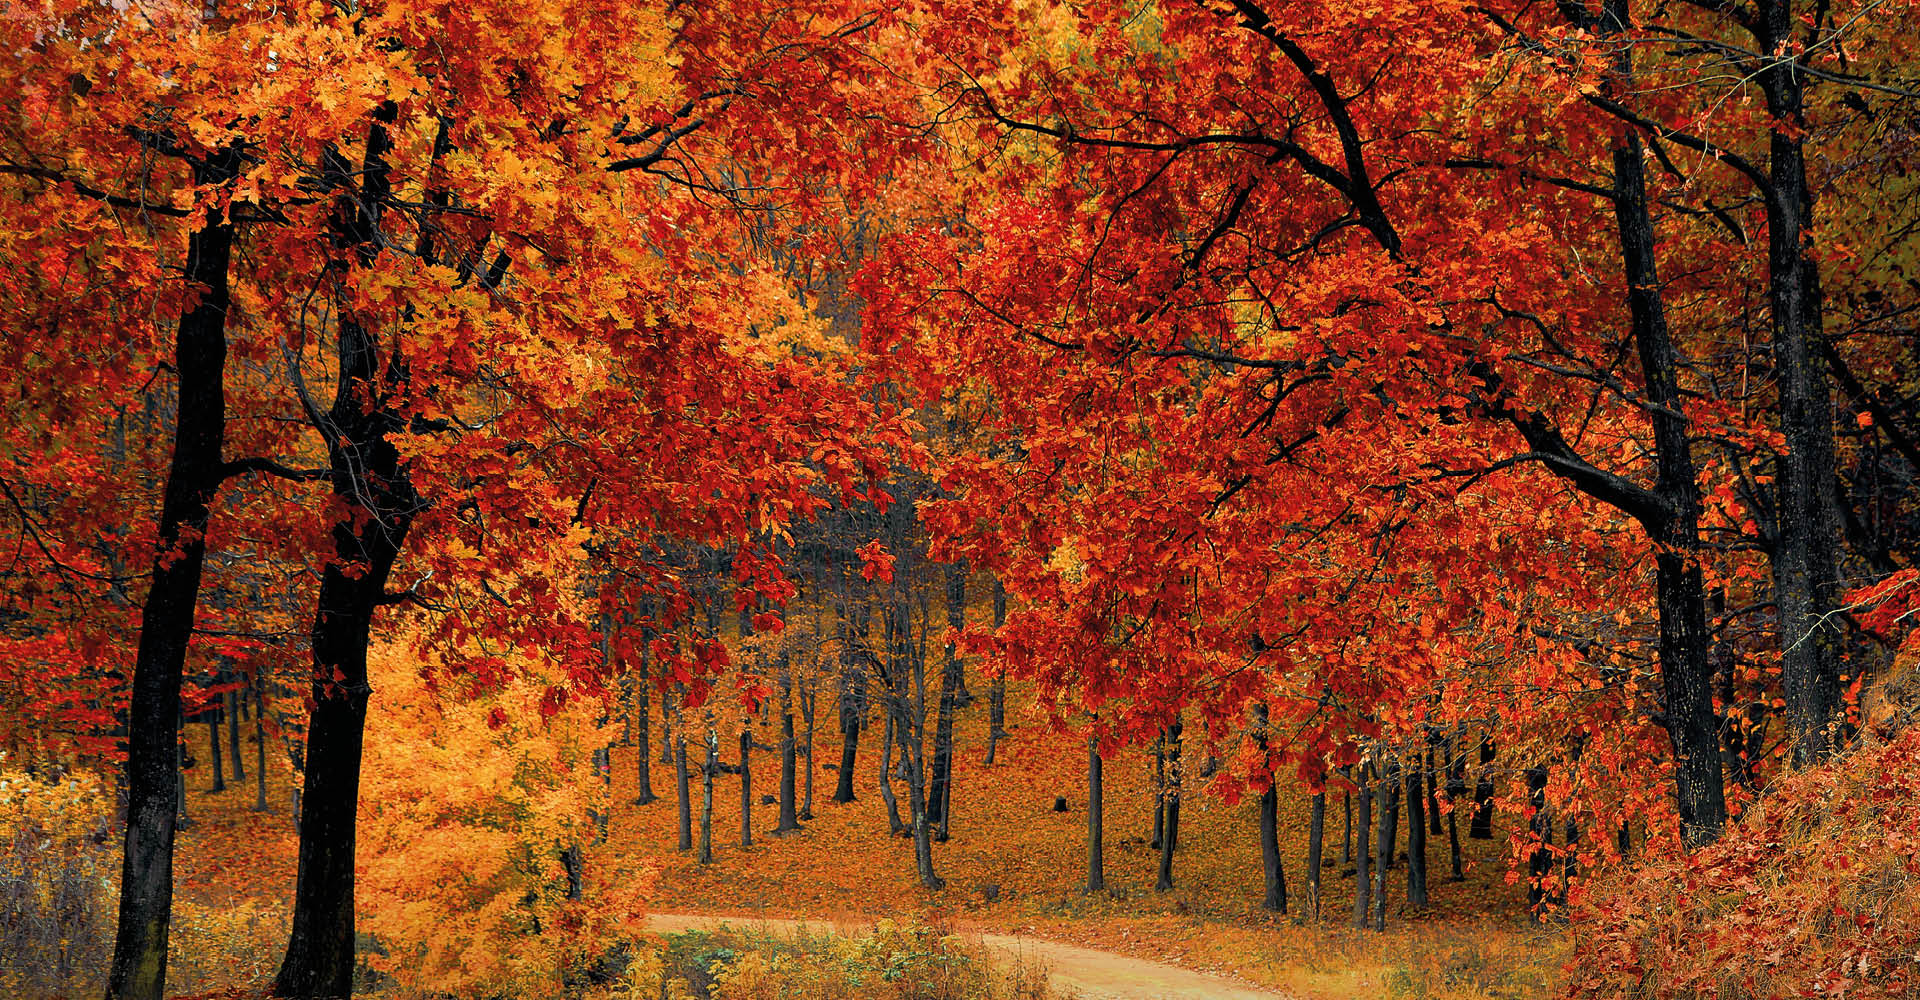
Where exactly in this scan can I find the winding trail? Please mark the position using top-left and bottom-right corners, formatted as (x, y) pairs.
(643, 913), (1291, 1000)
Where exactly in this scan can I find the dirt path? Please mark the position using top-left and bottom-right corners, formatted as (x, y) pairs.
(643, 913), (1291, 1000)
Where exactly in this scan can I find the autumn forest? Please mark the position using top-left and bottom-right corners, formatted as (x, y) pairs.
(2, 0), (1917, 998)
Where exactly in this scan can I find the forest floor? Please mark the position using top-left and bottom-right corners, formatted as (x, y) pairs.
(163, 677), (1565, 999)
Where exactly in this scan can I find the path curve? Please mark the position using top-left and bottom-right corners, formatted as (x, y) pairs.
(643, 913), (1291, 1000)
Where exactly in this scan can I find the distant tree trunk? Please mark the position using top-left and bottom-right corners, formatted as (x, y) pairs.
(985, 580), (1007, 765)
(1470, 738), (1496, 839)
(1405, 765), (1429, 907)
(1341, 789), (1353, 863)
(1086, 733), (1105, 893)
(776, 661), (801, 834)
(1445, 737), (1466, 879)
(1155, 719), (1182, 891)
(928, 563), (965, 841)
(207, 702), (225, 792)
(227, 685), (244, 783)
(560, 843), (583, 901)
(1306, 791), (1326, 917)
(1527, 767), (1551, 919)
(634, 623), (657, 805)
(660, 689), (674, 766)
(1381, 761), (1401, 871)
(799, 674), (816, 821)
(174, 731), (191, 831)
(105, 143), (240, 1000)
(1373, 767), (1398, 931)
(1425, 747), (1440, 835)
(1352, 769), (1373, 929)
(833, 661), (863, 804)
(699, 729), (716, 864)
(253, 673), (268, 813)
(1149, 737), (1166, 849)
(675, 727), (692, 851)
(878, 708), (905, 835)
(739, 729), (752, 847)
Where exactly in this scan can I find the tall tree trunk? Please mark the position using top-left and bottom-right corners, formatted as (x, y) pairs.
(1445, 736), (1466, 879)
(928, 563), (965, 840)
(206, 702), (225, 792)
(105, 144), (240, 1000)
(776, 660), (801, 834)
(275, 105), (419, 1000)
(1405, 764), (1428, 907)
(1373, 766), (1398, 931)
(1259, 783), (1286, 913)
(1470, 738), (1496, 840)
(1424, 747), (1440, 835)
(833, 609), (864, 804)
(1255, 706), (1285, 913)
(1086, 733), (1105, 893)
(1526, 767), (1552, 920)
(1351, 768), (1373, 929)
(1757, 0), (1846, 768)
(675, 724), (692, 851)
(985, 580), (1007, 765)
(634, 615), (657, 805)
(1155, 719), (1181, 892)
(1150, 737), (1166, 849)
(878, 707), (905, 835)
(660, 688), (674, 766)
(799, 675), (816, 821)
(253, 672), (268, 813)
(699, 728), (716, 864)
(227, 684), (244, 783)
(1342, 789), (1352, 861)
(739, 729), (753, 846)
(1306, 791), (1326, 917)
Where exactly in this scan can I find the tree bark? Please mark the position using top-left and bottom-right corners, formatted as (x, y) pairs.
(985, 580), (1007, 765)
(634, 615), (657, 805)
(274, 105), (420, 1000)
(699, 728), (716, 864)
(1306, 791), (1326, 918)
(675, 725), (692, 851)
(1405, 764), (1428, 907)
(1373, 766), (1397, 931)
(227, 683), (244, 783)
(1155, 719), (1181, 891)
(105, 144), (240, 1000)
(776, 659), (801, 834)
(1259, 783), (1286, 913)
(1086, 733), (1105, 893)
(928, 563), (965, 841)
(739, 729), (752, 847)
(206, 701), (225, 792)
(1351, 769), (1373, 929)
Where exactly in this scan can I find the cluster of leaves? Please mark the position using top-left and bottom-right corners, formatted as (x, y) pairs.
(358, 633), (655, 999)
(0, 762), (113, 998)
(1567, 724), (1920, 1000)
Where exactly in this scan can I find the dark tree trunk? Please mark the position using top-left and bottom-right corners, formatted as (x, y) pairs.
(1155, 719), (1181, 891)
(776, 660), (801, 834)
(927, 563), (965, 841)
(634, 617), (657, 805)
(1351, 770), (1373, 929)
(254, 673), (269, 813)
(878, 708), (905, 835)
(1342, 789), (1353, 861)
(675, 726), (692, 851)
(228, 685), (244, 783)
(739, 729), (752, 847)
(1373, 767), (1397, 931)
(699, 730), (716, 864)
(985, 581), (1007, 765)
(833, 655), (863, 804)
(1259, 784), (1286, 913)
(1150, 738), (1166, 849)
(274, 106), (419, 1000)
(1255, 706), (1284, 913)
(660, 689), (674, 766)
(1405, 765), (1428, 907)
(207, 704), (225, 792)
(1445, 737), (1466, 879)
(1086, 733), (1105, 893)
(1526, 767), (1552, 919)
(105, 144), (240, 1000)
(1424, 747), (1440, 835)
(799, 675), (816, 821)
(1470, 739), (1496, 840)
(1306, 791), (1326, 917)
(1756, 0), (1846, 769)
